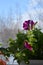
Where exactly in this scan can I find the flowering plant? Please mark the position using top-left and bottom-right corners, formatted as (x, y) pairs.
(8, 20), (36, 64)
(0, 19), (43, 65)
(8, 20), (43, 65)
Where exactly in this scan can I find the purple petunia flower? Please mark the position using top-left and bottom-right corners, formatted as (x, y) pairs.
(24, 41), (33, 51)
(23, 21), (29, 30)
(23, 20), (35, 30)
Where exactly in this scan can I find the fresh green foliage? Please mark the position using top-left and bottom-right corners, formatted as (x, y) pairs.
(32, 28), (43, 59)
(8, 28), (43, 64)
(8, 32), (30, 64)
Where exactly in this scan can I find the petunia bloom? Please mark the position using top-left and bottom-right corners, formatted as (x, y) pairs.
(23, 21), (29, 30)
(23, 20), (35, 30)
(24, 41), (33, 51)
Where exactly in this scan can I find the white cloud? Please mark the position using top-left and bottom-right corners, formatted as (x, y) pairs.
(22, 9), (39, 22)
(21, 0), (39, 21)
(21, 0), (43, 30)
(28, 0), (38, 8)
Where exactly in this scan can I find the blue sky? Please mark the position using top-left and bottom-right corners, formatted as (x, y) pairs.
(0, 0), (29, 16)
(0, 0), (43, 22)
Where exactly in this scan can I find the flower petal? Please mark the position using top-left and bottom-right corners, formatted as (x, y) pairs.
(23, 20), (35, 30)
(24, 41), (33, 51)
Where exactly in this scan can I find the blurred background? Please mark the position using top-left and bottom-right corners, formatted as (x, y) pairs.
(0, 0), (43, 64)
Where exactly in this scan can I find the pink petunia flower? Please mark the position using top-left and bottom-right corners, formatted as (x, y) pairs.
(24, 41), (33, 51)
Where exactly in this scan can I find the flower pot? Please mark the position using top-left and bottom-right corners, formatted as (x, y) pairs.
(30, 60), (43, 65)
(20, 61), (28, 65)
(20, 60), (43, 65)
